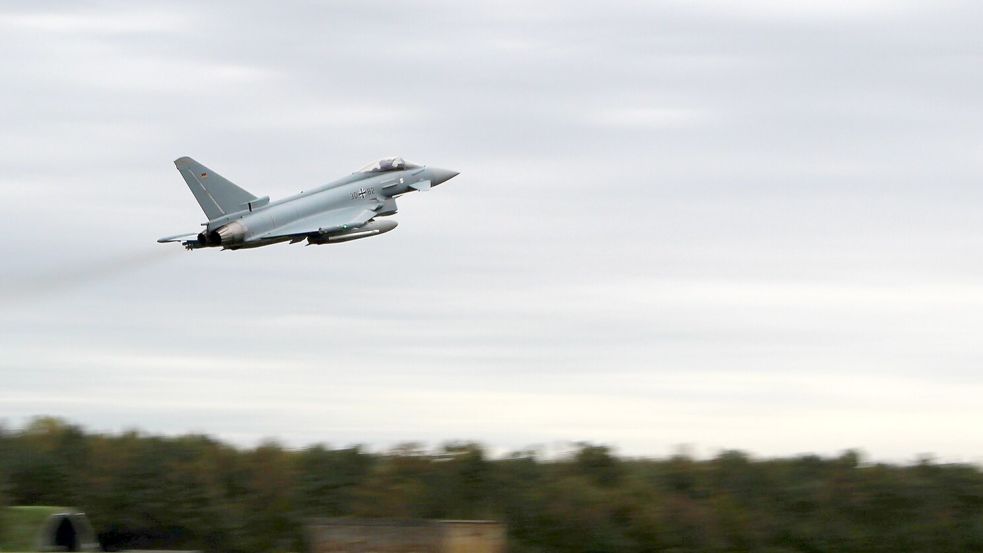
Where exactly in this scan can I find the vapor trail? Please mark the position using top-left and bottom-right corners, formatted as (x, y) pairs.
(0, 248), (182, 306)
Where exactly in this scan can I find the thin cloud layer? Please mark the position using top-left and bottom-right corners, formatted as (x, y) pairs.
(0, 0), (981, 461)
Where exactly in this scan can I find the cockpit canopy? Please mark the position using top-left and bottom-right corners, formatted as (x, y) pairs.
(357, 156), (420, 174)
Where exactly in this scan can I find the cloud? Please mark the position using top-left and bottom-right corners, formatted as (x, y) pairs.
(671, 0), (922, 20)
(589, 107), (711, 129)
(0, 10), (185, 34)
(0, 0), (981, 462)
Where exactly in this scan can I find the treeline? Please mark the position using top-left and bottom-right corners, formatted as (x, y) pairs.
(1, 418), (983, 553)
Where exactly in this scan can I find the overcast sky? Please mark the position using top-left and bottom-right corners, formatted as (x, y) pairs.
(1, 0), (982, 461)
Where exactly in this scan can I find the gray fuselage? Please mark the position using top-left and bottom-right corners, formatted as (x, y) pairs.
(216, 167), (444, 248)
(160, 156), (459, 250)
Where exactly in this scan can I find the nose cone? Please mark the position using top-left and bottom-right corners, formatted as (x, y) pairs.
(429, 167), (460, 186)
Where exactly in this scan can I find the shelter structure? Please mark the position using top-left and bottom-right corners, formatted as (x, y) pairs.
(1, 507), (99, 552)
(307, 518), (506, 553)
(36, 511), (99, 552)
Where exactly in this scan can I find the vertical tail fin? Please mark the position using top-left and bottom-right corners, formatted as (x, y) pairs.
(174, 156), (258, 220)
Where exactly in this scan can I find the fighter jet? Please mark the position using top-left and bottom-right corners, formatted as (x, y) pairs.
(158, 156), (459, 250)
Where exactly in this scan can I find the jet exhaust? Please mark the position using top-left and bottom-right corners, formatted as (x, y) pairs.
(198, 222), (247, 247)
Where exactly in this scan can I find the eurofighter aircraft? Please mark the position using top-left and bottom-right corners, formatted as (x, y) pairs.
(158, 156), (459, 250)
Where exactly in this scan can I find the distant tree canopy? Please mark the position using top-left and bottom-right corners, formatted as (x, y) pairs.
(1, 417), (982, 553)
(0, 425), (7, 544)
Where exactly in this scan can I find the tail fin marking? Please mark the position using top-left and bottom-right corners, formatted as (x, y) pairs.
(174, 156), (258, 220)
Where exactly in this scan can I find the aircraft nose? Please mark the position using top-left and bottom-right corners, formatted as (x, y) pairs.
(429, 167), (460, 186)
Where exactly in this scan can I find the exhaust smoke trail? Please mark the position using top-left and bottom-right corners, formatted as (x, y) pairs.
(0, 248), (183, 306)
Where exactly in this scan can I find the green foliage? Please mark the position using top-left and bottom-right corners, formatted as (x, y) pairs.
(2, 417), (983, 553)
(573, 444), (623, 487)
(0, 425), (6, 545)
(293, 444), (372, 519)
(0, 506), (69, 552)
